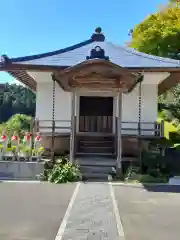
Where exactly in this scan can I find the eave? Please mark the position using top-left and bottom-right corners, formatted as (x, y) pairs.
(0, 59), (180, 94)
(1, 61), (180, 93)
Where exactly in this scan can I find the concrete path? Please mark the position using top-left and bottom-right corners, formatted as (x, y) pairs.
(56, 182), (124, 240)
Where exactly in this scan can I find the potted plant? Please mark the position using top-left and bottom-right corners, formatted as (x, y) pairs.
(19, 146), (31, 161)
(4, 147), (14, 161)
(30, 147), (44, 162)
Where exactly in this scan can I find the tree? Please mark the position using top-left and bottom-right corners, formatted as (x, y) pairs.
(168, 0), (180, 4)
(130, 5), (180, 59)
(129, 3), (180, 120)
(0, 84), (36, 123)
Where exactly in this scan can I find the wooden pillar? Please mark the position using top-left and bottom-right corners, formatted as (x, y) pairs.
(70, 92), (76, 163)
(117, 90), (122, 171)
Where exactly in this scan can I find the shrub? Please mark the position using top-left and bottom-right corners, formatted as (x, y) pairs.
(39, 159), (81, 183)
(176, 124), (180, 133)
(161, 109), (173, 122)
(124, 166), (168, 183)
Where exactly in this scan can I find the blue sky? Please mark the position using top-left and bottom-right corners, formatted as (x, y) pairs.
(0, 0), (167, 83)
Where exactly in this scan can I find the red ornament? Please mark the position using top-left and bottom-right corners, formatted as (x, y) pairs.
(35, 135), (41, 141)
(11, 135), (18, 141)
(1, 135), (6, 141)
(25, 133), (31, 142)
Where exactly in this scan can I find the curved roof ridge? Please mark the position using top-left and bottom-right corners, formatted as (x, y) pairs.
(10, 39), (94, 62)
(107, 41), (180, 66)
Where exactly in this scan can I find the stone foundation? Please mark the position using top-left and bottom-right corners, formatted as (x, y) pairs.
(41, 135), (70, 155)
(0, 161), (45, 180)
(122, 137), (149, 156)
(41, 134), (149, 156)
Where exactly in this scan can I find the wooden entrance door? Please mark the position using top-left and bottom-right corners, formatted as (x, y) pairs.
(79, 96), (113, 133)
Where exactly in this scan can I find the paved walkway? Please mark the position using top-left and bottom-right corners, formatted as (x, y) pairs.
(56, 182), (124, 240)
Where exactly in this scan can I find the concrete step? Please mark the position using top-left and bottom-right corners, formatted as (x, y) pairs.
(82, 172), (109, 180)
(79, 140), (113, 146)
(76, 156), (116, 167)
(80, 165), (113, 174)
(79, 146), (113, 154)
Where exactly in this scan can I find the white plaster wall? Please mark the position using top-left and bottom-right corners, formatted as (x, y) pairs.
(34, 71), (166, 136)
(121, 84), (157, 135)
(36, 82), (71, 133)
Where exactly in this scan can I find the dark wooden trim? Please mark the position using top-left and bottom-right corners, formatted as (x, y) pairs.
(0, 63), (67, 72)
(9, 39), (94, 62)
(127, 67), (180, 73)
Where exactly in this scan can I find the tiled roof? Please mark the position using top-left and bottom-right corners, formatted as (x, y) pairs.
(9, 41), (180, 68)
(4, 28), (180, 68)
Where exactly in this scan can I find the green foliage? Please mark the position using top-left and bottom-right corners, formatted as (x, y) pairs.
(6, 114), (31, 133)
(130, 3), (180, 114)
(39, 159), (81, 183)
(171, 118), (179, 127)
(124, 150), (169, 183)
(130, 5), (180, 58)
(0, 114), (32, 137)
(0, 83), (35, 123)
(168, 0), (180, 5)
(161, 109), (173, 121)
(124, 167), (168, 183)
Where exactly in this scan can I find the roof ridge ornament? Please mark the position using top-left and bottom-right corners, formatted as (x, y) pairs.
(91, 27), (105, 42)
(0, 54), (10, 64)
(86, 46), (109, 60)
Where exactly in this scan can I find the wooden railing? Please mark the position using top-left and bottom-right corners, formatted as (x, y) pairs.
(120, 121), (164, 137)
(34, 119), (164, 137)
(79, 116), (113, 133)
(34, 120), (72, 133)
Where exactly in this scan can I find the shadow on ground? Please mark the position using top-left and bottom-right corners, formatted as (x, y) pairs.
(143, 184), (180, 193)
